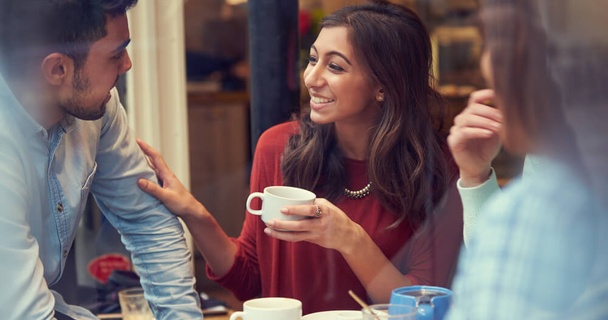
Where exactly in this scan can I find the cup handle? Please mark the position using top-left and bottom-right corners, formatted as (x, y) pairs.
(418, 303), (434, 320)
(230, 311), (245, 320)
(246, 192), (264, 215)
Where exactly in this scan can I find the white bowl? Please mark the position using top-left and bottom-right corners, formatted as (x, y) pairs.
(302, 310), (362, 320)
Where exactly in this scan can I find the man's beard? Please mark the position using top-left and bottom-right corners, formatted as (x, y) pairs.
(61, 70), (106, 121)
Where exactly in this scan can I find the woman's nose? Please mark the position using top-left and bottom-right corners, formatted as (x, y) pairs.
(303, 64), (324, 89)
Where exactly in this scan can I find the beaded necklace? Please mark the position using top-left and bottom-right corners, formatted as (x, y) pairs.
(343, 182), (372, 199)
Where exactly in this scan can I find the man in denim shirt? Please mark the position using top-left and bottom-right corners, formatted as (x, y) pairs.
(0, 1), (202, 319)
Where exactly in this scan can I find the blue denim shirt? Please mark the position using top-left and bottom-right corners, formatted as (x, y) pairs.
(0, 75), (202, 319)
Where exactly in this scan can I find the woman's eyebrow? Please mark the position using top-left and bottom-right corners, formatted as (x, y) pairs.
(311, 44), (352, 65)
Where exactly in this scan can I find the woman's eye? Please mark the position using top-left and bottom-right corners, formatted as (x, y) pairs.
(307, 56), (318, 64)
(329, 63), (344, 72)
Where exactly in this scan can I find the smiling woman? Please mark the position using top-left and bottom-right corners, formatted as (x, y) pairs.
(303, 27), (381, 131)
(283, 0), (455, 230)
(134, 0), (463, 315)
(295, 24), (385, 205)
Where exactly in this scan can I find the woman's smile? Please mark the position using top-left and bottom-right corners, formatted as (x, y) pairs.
(310, 94), (335, 110)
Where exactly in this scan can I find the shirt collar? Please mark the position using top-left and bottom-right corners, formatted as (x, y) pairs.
(59, 114), (77, 134)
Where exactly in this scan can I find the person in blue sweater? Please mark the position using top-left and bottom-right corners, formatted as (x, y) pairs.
(446, 0), (608, 318)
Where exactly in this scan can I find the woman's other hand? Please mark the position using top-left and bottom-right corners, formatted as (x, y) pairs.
(263, 198), (365, 255)
(136, 139), (206, 221)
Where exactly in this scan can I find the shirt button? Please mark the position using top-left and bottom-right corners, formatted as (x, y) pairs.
(63, 250), (68, 258)
(57, 202), (63, 213)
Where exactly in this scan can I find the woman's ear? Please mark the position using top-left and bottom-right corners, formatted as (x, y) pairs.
(40, 53), (72, 86)
(376, 88), (384, 102)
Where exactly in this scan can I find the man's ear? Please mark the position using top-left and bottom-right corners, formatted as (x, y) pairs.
(40, 53), (73, 86)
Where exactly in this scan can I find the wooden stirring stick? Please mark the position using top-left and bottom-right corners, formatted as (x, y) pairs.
(348, 290), (381, 320)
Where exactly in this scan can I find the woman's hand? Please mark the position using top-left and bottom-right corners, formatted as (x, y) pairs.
(266, 198), (414, 302)
(137, 139), (238, 275)
(136, 139), (207, 221)
(447, 89), (503, 187)
(263, 198), (364, 255)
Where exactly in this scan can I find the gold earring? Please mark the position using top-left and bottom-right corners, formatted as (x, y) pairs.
(377, 95), (384, 102)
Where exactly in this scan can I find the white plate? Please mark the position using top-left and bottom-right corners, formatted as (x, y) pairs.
(302, 310), (362, 320)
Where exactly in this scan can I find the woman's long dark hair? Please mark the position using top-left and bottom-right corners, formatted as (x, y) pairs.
(282, 1), (454, 228)
(482, 0), (583, 165)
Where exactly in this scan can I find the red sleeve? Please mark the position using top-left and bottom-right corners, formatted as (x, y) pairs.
(206, 122), (298, 300)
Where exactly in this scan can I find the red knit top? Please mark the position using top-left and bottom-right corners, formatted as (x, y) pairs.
(207, 121), (463, 314)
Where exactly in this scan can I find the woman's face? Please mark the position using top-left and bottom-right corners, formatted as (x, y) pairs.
(481, 46), (531, 155)
(480, 7), (537, 155)
(303, 26), (381, 128)
(480, 49), (494, 89)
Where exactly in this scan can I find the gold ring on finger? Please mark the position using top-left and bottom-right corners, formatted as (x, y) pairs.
(314, 204), (322, 218)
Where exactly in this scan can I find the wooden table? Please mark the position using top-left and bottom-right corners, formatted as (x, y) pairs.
(204, 311), (233, 320)
(98, 311), (234, 319)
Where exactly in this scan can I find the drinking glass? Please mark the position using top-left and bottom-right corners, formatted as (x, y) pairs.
(118, 287), (155, 320)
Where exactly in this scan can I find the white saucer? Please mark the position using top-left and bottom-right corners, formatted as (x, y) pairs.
(302, 310), (362, 320)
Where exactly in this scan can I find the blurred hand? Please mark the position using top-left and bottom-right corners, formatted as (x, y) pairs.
(136, 139), (207, 220)
(448, 89), (503, 187)
(263, 198), (363, 254)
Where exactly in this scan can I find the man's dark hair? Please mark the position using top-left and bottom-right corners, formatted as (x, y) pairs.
(0, 0), (138, 76)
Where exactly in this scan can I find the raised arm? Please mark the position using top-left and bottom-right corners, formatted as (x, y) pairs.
(448, 89), (502, 187)
(136, 139), (238, 277)
(448, 89), (503, 246)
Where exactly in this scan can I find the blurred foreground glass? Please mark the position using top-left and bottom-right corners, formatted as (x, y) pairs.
(118, 288), (155, 320)
(362, 304), (417, 320)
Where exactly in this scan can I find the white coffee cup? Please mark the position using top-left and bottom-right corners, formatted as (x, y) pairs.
(246, 186), (316, 224)
(229, 297), (302, 320)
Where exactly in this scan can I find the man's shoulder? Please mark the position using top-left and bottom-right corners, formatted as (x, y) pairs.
(0, 107), (31, 189)
(0, 101), (27, 150)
